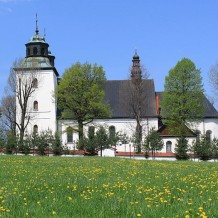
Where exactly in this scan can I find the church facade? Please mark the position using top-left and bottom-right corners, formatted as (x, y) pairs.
(15, 24), (218, 155)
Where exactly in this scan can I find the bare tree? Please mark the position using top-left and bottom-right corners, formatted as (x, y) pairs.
(123, 57), (150, 152)
(209, 61), (218, 108)
(125, 79), (147, 152)
(0, 95), (16, 134)
(3, 58), (40, 142)
(209, 61), (218, 92)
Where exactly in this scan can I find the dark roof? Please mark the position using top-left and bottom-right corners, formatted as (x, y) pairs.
(104, 79), (158, 118)
(156, 92), (218, 118)
(158, 124), (197, 137)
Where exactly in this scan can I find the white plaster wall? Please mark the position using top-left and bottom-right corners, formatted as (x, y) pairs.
(58, 118), (159, 150)
(58, 120), (79, 150)
(195, 119), (218, 139)
(16, 69), (57, 135)
(58, 118), (218, 153)
(161, 137), (196, 153)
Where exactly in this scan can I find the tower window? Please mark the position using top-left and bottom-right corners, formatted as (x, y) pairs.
(33, 47), (38, 55)
(41, 48), (45, 55)
(33, 101), (38, 111)
(32, 78), (38, 88)
(27, 48), (30, 56)
(33, 125), (38, 134)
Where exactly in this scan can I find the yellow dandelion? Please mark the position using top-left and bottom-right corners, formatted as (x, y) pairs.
(52, 211), (56, 215)
(136, 213), (142, 217)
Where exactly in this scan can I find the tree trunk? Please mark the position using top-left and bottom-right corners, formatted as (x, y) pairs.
(78, 121), (84, 140)
(136, 122), (142, 152)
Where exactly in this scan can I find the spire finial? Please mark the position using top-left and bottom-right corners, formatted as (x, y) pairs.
(44, 28), (46, 40)
(35, 13), (39, 35)
(135, 47), (137, 55)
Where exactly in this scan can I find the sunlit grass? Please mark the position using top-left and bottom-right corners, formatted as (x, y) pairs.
(0, 156), (217, 217)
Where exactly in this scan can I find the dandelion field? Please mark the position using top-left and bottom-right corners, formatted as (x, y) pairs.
(0, 156), (217, 218)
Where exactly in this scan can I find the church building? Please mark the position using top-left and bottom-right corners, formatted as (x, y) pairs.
(15, 22), (218, 156)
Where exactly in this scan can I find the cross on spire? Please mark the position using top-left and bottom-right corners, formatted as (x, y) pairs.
(35, 13), (39, 35)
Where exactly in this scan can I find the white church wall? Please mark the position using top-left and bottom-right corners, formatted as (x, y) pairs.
(58, 117), (159, 151)
(161, 137), (196, 153)
(196, 118), (218, 139)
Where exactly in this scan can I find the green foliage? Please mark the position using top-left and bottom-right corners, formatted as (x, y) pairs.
(162, 58), (204, 135)
(175, 136), (190, 160)
(50, 132), (63, 156)
(30, 131), (51, 155)
(19, 135), (31, 155)
(95, 126), (109, 156)
(56, 62), (111, 139)
(211, 138), (218, 159)
(82, 126), (97, 155)
(142, 128), (164, 158)
(5, 132), (17, 154)
(0, 129), (5, 149)
(194, 135), (213, 161)
(78, 126), (120, 155)
(131, 131), (142, 153)
(108, 126), (120, 147)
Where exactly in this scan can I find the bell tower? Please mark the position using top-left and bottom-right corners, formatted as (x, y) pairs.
(131, 50), (142, 83)
(15, 15), (58, 135)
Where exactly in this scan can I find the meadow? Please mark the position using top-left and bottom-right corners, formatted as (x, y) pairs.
(0, 156), (217, 218)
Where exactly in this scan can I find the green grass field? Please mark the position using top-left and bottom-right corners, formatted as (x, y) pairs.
(0, 156), (217, 218)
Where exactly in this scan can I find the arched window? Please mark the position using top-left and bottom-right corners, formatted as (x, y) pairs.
(67, 127), (73, 143)
(41, 48), (45, 55)
(33, 47), (38, 55)
(166, 141), (172, 152)
(88, 126), (95, 140)
(33, 125), (38, 134)
(33, 101), (38, 111)
(32, 78), (38, 88)
(109, 126), (115, 138)
(195, 130), (201, 143)
(206, 130), (212, 143)
(27, 48), (30, 56)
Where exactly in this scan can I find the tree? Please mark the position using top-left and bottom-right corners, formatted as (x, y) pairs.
(108, 125), (120, 147)
(142, 128), (164, 159)
(162, 58), (204, 133)
(175, 136), (190, 160)
(95, 126), (109, 157)
(194, 135), (212, 161)
(79, 126), (97, 155)
(122, 52), (150, 152)
(211, 138), (218, 161)
(51, 132), (63, 155)
(0, 95), (16, 135)
(56, 62), (111, 141)
(5, 58), (40, 143)
(209, 61), (218, 106)
(5, 131), (18, 154)
(162, 58), (204, 159)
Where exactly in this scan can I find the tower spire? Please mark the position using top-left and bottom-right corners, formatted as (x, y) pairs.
(35, 13), (39, 35)
(131, 50), (142, 82)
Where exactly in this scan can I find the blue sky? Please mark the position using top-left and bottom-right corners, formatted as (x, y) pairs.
(0, 0), (218, 100)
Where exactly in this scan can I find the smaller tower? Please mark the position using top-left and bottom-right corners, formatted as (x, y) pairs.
(131, 50), (142, 83)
